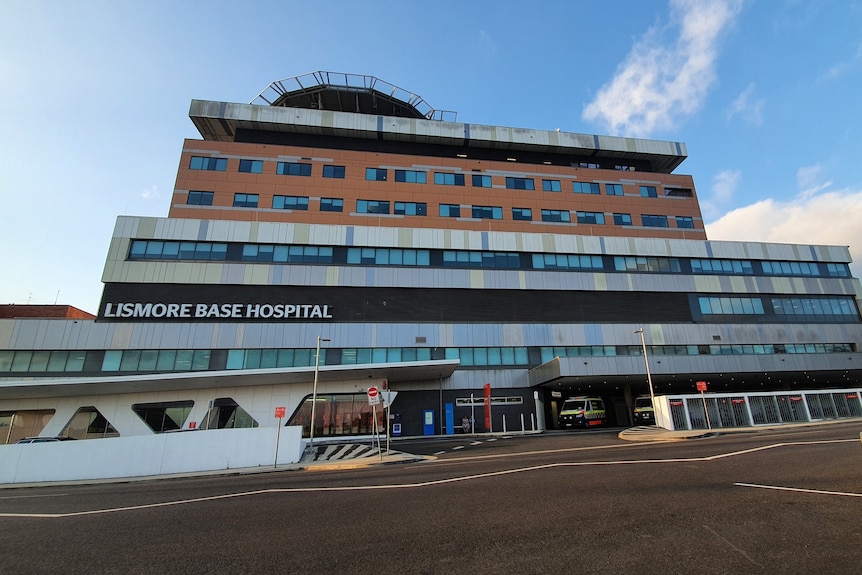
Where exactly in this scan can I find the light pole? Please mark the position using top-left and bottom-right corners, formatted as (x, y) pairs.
(307, 335), (330, 453)
(633, 328), (656, 411)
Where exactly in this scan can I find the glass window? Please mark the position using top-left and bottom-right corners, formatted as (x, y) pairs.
(356, 199), (389, 214)
(322, 165), (345, 179)
(365, 168), (387, 181)
(541, 209), (570, 222)
(472, 206), (503, 220)
(238, 159), (263, 173)
(640, 186), (658, 198)
(276, 162), (312, 176)
(505, 177), (535, 190)
(613, 213), (632, 226)
(273, 195), (309, 210)
(572, 182), (600, 194)
(394, 202), (427, 216)
(542, 179), (562, 192)
(606, 183), (624, 196)
(187, 191), (214, 206)
(440, 204), (461, 217)
(434, 172), (465, 186)
(676, 216), (694, 228)
(472, 174), (492, 188)
(512, 207), (532, 221)
(576, 211), (605, 224)
(394, 170), (427, 183)
(189, 156), (227, 171)
(320, 197), (344, 212)
(641, 214), (669, 227)
(233, 193), (259, 208)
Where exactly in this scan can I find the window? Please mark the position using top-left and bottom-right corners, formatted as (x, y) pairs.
(613, 213), (632, 226)
(512, 208), (532, 221)
(276, 162), (312, 176)
(442, 251), (521, 269)
(320, 198), (344, 212)
(322, 165), (345, 179)
(189, 156), (227, 171)
(348, 248), (430, 266)
(640, 186), (658, 198)
(238, 159), (263, 173)
(132, 401), (194, 433)
(434, 172), (465, 186)
(541, 209), (570, 223)
(542, 179), (561, 192)
(505, 177), (535, 190)
(472, 206), (503, 220)
(691, 259), (753, 275)
(394, 202), (427, 216)
(366, 168), (388, 181)
(233, 193), (259, 208)
(606, 183), (624, 196)
(472, 174), (492, 188)
(572, 182), (600, 194)
(273, 195), (309, 210)
(394, 170), (427, 183)
(356, 199), (389, 214)
(614, 256), (681, 273)
(826, 263), (850, 277)
(698, 297), (766, 316)
(665, 188), (693, 197)
(579, 162), (600, 169)
(440, 204), (461, 217)
(676, 216), (694, 228)
(762, 261), (821, 277)
(641, 214), (669, 227)
(532, 254), (603, 270)
(576, 211), (605, 224)
(187, 191), (213, 206)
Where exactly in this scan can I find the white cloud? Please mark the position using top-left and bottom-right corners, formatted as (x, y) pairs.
(582, 0), (744, 137)
(796, 164), (831, 199)
(141, 185), (160, 200)
(725, 82), (764, 126)
(706, 189), (862, 276)
(700, 168), (741, 221)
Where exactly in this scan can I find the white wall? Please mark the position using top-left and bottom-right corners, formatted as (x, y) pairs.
(0, 426), (303, 484)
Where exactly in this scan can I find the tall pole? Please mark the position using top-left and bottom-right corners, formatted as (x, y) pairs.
(634, 328), (656, 408)
(308, 335), (330, 452)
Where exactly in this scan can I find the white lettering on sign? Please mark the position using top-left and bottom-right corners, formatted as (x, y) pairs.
(102, 302), (333, 320)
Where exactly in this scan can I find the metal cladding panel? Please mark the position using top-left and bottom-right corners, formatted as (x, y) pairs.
(97, 283), (693, 324)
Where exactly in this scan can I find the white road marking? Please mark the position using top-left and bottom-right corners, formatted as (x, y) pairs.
(734, 482), (862, 498)
(451, 445), (464, 450)
(1, 438), (856, 519)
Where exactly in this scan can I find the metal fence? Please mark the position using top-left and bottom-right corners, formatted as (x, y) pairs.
(661, 389), (862, 431)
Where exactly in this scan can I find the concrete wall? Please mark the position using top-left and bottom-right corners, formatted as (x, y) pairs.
(0, 426), (302, 484)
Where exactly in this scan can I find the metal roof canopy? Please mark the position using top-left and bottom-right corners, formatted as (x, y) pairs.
(0, 359), (460, 400)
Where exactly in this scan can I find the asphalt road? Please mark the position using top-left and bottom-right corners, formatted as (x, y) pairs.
(2, 423), (861, 575)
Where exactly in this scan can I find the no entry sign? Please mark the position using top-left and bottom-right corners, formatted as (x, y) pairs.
(367, 386), (380, 405)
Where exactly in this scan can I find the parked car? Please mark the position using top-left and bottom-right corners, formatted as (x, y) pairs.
(15, 436), (76, 444)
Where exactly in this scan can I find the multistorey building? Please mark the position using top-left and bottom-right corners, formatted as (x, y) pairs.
(2, 72), (861, 442)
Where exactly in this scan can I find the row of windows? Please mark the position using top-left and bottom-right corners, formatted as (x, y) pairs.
(127, 240), (854, 279)
(188, 156), (690, 197)
(540, 342), (856, 363)
(698, 296), (857, 317)
(3, 342), (855, 375)
(186, 191), (698, 228)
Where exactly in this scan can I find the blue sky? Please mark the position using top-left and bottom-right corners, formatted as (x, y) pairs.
(2, 0), (862, 313)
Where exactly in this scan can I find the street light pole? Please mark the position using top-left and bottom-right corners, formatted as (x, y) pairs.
(633, 328), (656, 408)
(307, 335), (330, 453)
